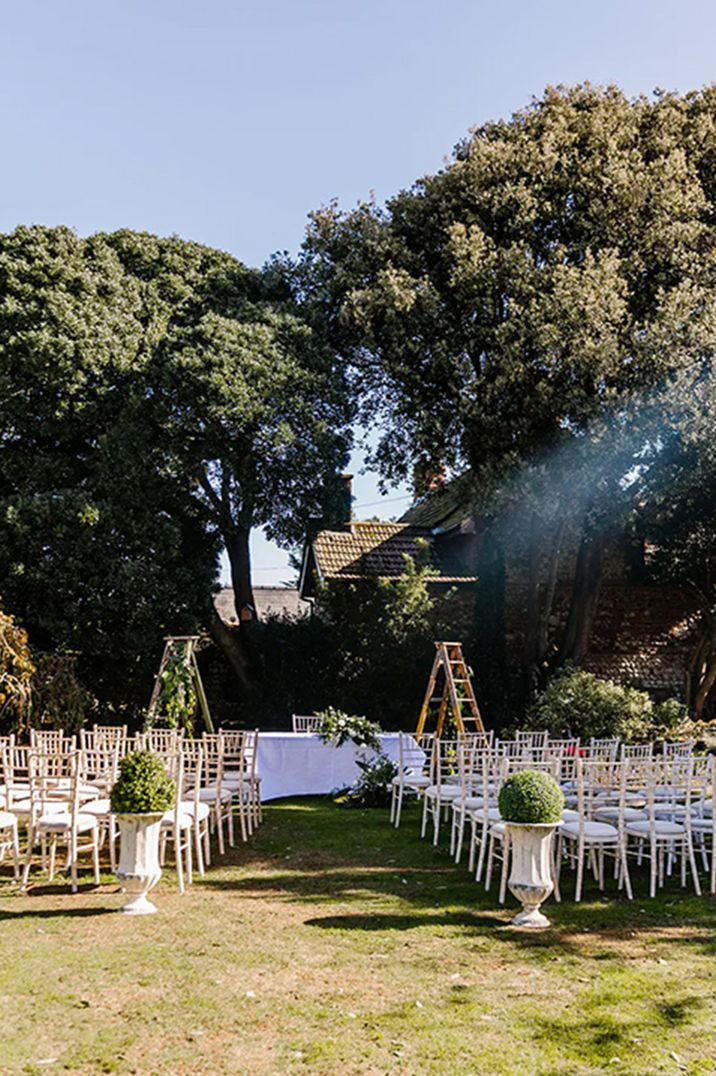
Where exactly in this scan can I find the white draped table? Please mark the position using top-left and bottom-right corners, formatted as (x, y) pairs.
(255, 732), (404, 802)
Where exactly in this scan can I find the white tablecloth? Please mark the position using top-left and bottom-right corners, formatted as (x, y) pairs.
(255, 732), (404, 802)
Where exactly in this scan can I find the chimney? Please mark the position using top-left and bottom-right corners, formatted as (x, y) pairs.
(336, 473), (353, 530)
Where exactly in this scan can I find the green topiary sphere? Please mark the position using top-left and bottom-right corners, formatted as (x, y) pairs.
(498, 769), (564, 824)
(110, 750), (176, 814)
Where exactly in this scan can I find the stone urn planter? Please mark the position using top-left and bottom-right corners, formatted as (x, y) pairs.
(109, 749), (177, 916)
(498, 768), (565, 930)
(115, 812), (164, 915)
(506, 821), (559, 928)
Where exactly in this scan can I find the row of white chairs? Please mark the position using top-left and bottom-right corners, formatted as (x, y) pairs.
(390, 732), (708, 902)
(0, 727), (262, 893)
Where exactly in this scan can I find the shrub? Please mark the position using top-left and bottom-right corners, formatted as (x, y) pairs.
(498, 770), (564, 824)
(527, 667), (685, 743)
(109, 751), (176, 814)
(334, 752), (398, 808)
(315, 707), (381, 751)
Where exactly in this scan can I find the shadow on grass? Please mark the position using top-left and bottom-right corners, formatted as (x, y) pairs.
(201, 798), (716, 953)
(0, 904), (117, 919)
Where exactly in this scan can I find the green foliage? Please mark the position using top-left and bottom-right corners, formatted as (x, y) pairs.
(211, 552), (460, 730)
(0, 602), (34, 731)
(0, 224), (353, 713)
(528, 667), (685, 742)
(316, 707), (381, 751)
(498, 769), (564, 824)
(109, 751), (176, 815)
(30, 653), (95, 733)
(334, 752), (398, 808)
(301, 85), (716, 716)
(154, 653), (197, 732)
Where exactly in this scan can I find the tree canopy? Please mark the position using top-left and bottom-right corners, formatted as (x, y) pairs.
(0, 226), (353, 714)
(301, 84), (716, 716)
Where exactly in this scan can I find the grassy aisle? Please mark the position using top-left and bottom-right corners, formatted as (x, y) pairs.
(2, 799), (716, 1075)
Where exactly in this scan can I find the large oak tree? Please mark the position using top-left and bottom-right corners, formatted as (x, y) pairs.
(301, 84), (716, 714)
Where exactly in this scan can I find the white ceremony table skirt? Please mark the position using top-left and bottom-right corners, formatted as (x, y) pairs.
(255, 732), (404, 802)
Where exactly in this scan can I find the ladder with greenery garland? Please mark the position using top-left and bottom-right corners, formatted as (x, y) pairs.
(415, 641), (487, 738)
(146, 635), (214, 733)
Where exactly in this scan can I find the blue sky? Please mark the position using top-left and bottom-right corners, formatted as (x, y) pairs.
(3, 0), (715, 585)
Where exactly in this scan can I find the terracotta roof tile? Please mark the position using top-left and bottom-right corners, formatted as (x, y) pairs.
(312, 522), (476, 583)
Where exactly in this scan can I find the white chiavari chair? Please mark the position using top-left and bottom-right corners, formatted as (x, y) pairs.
(156, 751), (192, 893)
(20, 749), (100, 892)
(180, 738), (211, 872)
(292, 715), (322, 733)
(0, 747), (20, 877)
(390, 732), (434, 828)
(200, 733), (234, 854)
(554, 758), (625, 902)
(624, 756), (703, 898)
(421, 738), (463, 845)
(29, 729), (77, 753)
(217, 730), (255, 841)
(450, 740), (491, 862)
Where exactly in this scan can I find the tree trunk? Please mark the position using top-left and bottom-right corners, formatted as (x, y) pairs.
(556, 521), (606, 666)
(208, 605), (255, 693)
(693, 648), (716, 719)
(213, 526), (263, 690)
(472, 525), (509, 727)
(225, 527), (256, 621)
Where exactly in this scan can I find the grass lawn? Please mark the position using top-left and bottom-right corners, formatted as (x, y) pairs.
(2, 799), (716, 1075)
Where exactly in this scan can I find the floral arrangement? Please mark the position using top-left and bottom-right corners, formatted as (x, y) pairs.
(314, 707), (381, 751)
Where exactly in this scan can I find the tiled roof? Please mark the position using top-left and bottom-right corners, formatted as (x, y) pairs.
(400, 470), (476, 530)
(312, 522), (476, 583)
(214, 586), (309, 624)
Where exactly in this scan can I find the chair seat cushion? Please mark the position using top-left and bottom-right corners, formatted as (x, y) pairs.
(562, 809), (579, 822)
(393, 774), (430, 788)
(198, 787), (233, 803)
(594, 806), (645, 822)
(453, 796), (485, 811)
(425, 784), (461, 800)
(161, 810), (193, 829)
(80, 798), (112, 816)
(0, 810), (17, 829)
(561, 820), (619, 841)
(180, 801), (211, 821)
(38, 812), (97, 832)
(12, 799), (68, 815)
(625, 820), (685, 837)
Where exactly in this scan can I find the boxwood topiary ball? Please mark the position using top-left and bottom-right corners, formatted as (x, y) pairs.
(498, 769), (564, 824)
(110, 750), (177, 814)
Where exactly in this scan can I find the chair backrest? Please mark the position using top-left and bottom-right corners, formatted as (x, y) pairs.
(141, 728), (183, 754)
(26, 748), (78, 822)
(397, 732), (434, 779)
(79, 743), (120, 791)
(433, 739), (462, 786)
(292, 715), (322, 733)
(621, 743), (653, 760)
(663, 740), (694, 760)
(586, 737), (620, 762)
(30, 729), (76, 753)
(82, 725), (128, 753)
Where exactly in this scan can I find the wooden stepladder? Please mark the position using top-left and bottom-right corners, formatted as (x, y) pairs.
(415, 641), (486, 738)
(146, 635), (214, 733)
